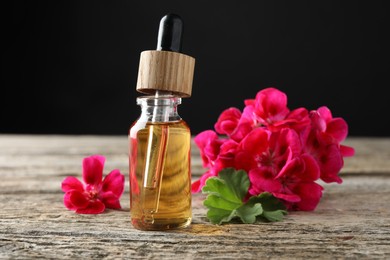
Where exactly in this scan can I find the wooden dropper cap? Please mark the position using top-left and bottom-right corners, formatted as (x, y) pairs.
(136, 14), (195, 97)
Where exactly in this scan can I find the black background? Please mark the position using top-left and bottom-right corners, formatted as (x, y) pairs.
(2, 1), (389, 136)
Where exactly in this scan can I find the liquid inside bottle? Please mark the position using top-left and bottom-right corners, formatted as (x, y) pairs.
(129, 96), (192, 230)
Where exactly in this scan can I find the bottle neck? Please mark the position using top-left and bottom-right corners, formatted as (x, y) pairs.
(137, 95), (182, 123)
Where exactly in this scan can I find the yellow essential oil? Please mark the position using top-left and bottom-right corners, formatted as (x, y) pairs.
(129, 119), (191, 230)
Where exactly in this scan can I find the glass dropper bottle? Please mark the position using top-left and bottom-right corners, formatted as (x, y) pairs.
(128, 14), (195, 231)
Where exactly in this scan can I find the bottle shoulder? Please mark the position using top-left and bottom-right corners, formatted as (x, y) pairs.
(129, 119), (190, 137)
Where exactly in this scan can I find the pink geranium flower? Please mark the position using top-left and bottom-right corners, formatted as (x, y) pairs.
(304, 106), (355, 183)
(225, 106), (255, 142)
(248, 154), (324, 211)
(61, 155), (125, 214)
(214, 107), (241, 136)
(251, 87), (290, 128)
(256, 88), (289, 117)
(194, 130), (222, 168)
(193, 87), (355, 212)
(192, 132), (238, 192)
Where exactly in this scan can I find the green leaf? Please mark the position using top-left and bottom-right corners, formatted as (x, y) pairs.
(249, 192), (287, 222)
(235, 202), (263, 224)
(203, 193), (239, 224)
(202, 168), (287, 224)
(202, 177), (242, 206)
(218, 168), (250, 201)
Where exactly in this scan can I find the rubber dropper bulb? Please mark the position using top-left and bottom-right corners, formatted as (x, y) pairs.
(136, 13), (194, 97)
(157, 14), (183, 53)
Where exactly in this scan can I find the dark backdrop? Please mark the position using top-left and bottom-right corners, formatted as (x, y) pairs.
(2, 1), (389, 136)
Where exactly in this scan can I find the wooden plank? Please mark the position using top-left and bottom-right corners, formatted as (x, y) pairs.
(1, 176), (389, 259)
(0, 135), (390, 258)
(0, 135), (389, 177)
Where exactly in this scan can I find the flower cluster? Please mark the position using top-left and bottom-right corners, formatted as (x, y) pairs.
(193, 87), (355, 211)
(62, 155), (125, 214)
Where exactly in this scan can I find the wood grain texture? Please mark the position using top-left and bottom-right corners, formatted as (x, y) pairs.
(136, 50), (195, 97)
(0, 135), (389, 259)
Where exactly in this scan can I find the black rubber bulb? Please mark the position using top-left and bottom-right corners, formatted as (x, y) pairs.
(157, 14), (183, 53)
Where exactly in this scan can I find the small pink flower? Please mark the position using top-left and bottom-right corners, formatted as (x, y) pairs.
(252, 87), (290, 127)
(61, 155), (125, 214)
(214, 107), (242, 136)
(194, 130), (223, 168)
(275, 154), (323, 211)
(192, 131), (238, 193)
(213, 140), (238, 171)
(229, 105), (257, 142)
(234, 128), (269, 172)
(240, 89), (311, 134)
(305, 107), (355, 183)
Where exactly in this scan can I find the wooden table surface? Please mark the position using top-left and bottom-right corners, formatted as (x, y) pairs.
(1, 134), (389, 259)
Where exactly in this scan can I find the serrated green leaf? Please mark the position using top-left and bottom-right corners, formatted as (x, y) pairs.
(218, 169), (249, 202)
(203, 194), (241, 212)
(201, 169), (287, 224)
(202, 168), (262, 224)
(255, 192), (286, 211)
(235, 202), (263, 224)
(249, 192), (287, 222)
(202, 176), (242, 205)
(205, 206), (237, 224)
(261, 210), (287, 222)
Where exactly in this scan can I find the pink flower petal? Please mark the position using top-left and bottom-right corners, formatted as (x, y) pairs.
(63, 192), (77, 210)
(194, 130), (218, 148)
(100, 191), (121, 209)
(299, 154), (320, 182)
(234, 151), (256, 172)
(249, 167), (282, 195)
(230, 122), (253, 142)
(275, 128), (302, 158)
(254, 87), (290, 123)
(219, 140), (238, 157)
(61, 176), (84, 193)
(69, 190), (89, 209)
(317, 106), (333, 123)
(340, 145), (355, 157)
(214, 140), (238, 171)
(319, 144), (343, 184)
(276, 154), (301, 179)
(191, 180), (201, 193)
(76, 200), (105, 214)
(82, 155), (105, 186)
(101, 169), (125, 197)
(310, 110), (327, 132)
(244, 98), (255, 106)
(287, 107), (310, 124)
(273, 192), (301, 203)
(241, 104), (256, 124)
(326, 118), (348, 142)
(230, 106), (256, 141)
(239, 128), (269, 156)
(293, 182), (323, 211)
(214, 107), (241, 136)
(204, 138), (224, 162)
(194, 130), (218, 167)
